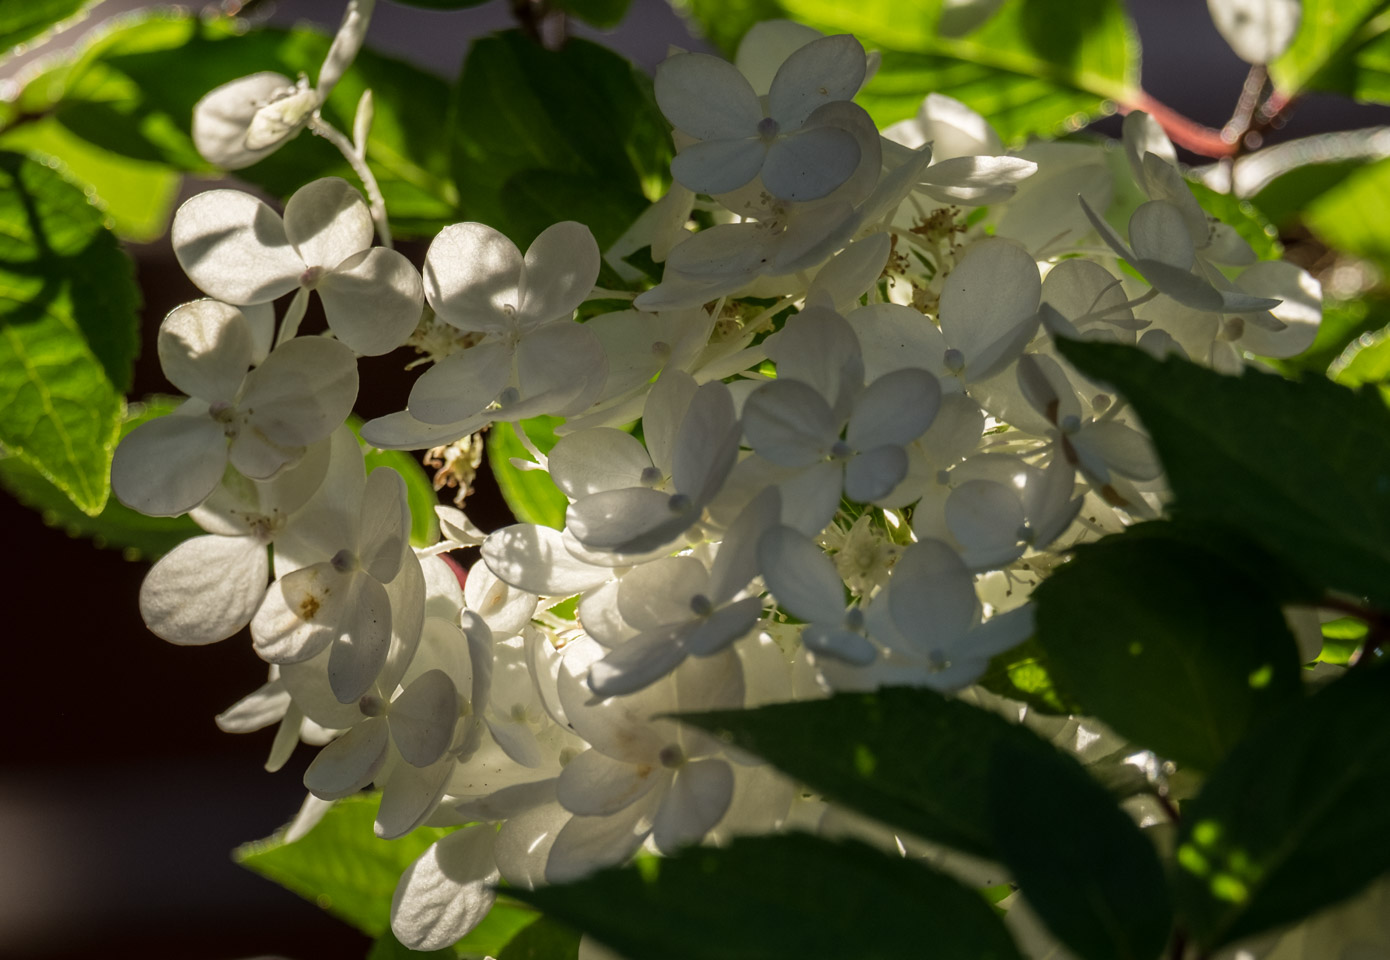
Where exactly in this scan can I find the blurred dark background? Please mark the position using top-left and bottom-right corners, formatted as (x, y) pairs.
(3, 0), (1388, 957)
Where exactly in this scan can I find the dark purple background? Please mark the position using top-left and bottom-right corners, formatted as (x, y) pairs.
(4, 0), (1389, 957)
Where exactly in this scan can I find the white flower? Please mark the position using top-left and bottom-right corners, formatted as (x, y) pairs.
(759, 524), (876, 664)
(111, 299), (357, 517)
(171, 178), (423, 355)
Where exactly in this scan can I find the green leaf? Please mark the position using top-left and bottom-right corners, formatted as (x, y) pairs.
(1187, 181), (1283, 261)
(977, 636), (1081, 715)
(0, 0), (94, 57)
(681, 686), (1071, 861)
(1173, 664), (1390, 949)
(495, 916), (581, 960)
(450, 30), (671, 249)
(1056, 339), (1390, 613)
(454, 901), (544, 959)
(1270, 0), (1390, 99)
(510, 832), (1023, 960)
(553, 0), (634, 28)
(679, 0), (1140, 142)
(987, 738), (1173, 960)
(1334, 323), (1390, 386)
(1302, 155), (1390, 271)
(1269, 297), (1390, 379)
(368, 928), (455, 960)
(668, 0), (786, 55)
(1034, 525), (1304, 771)
(0, 396), (198, 559)
(0, 150), (138, 516)
(486, 418), (568, 530)
(10, 10), (457, 238)
(1248, 157), (1369, 229)
(0, 117), (179, 242)
(235, 794), (454, 938)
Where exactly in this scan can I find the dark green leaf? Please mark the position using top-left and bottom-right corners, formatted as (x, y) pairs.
(987, 738), (1173, 960)
(496, 916), (581, 960)
(1173, 664), (1390, 948)
(977, 636), (1079, 715)
(454, 900), (544, 959)
(1056, 339), (1390, 612)
(681, 686), (1067, 861)
(486, 418), (568, 529)
(0, 150), (138, 516)
(1034, 526), (1304, 771)
(0, 0), (93, 56)
(450, 30), (671, 249)
(12, 10), (456, 238)
(511, 832), (1023, 960)
(235, 794), (456, 938)
(679, 0), (1140, 142)
(1270, 0), (1390, 100)
(1249, 158), (1369, 229)
(0, 397), (198, 559)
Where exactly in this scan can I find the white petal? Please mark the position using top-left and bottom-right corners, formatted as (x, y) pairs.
(742, 380), (837, 467)
(111, 412), (227, 517)
(304, 717), (390, 800)
(734, 20), (825, 95)
(847, 368), (941, 450)
(280, 649), (364, 729)
(937, 238), (1041, 372)
(171, 190), (303, 304)
(391, 669), (459, 767)
(670, 137), (767, 196)
(845, 445), (908, 503)
(192, 72), (302, 169)
(140, 534), (268, 645)
(618, 557), (709, 631)
(684, 596), (762, 657)
(847, 302), (949, 383)
(803, 623), (876, 665)
(762, 124), (860, 202)
(318, 247), (425, 356)
(518, 221), (601, 327)
(588, 625), (693, 698)
(242, 336), (359, 446)
(376, 753), (455, 838)
(706, 484), (782, 604)
(759, 525), (847, 623)
(284, 177), (373, 269)
(391, 826), (500, 952)
(251, 563), (346, 664)
(1072, 421), (1162, 482)
(495, 801), (566, 889)
(672, 380), (740, 504)
(216, 674), (290, 733)
(228, 427), (301, 482)
(544, 792), (660, 884)
(481, 524), (612, 596)
(1234, 260), (1321, 357)
(808, 233), (892, 312)
(778, 460), (845, 536)
(557, 748), (665, 816)
(944, 480), (1027, 570)
(654, 53), (762, 140)
(158, 299), (254, 402)
(1041, 258), (1137, 332)
(1209, 0), (1300, 64)
(1078, 193), (1137, 262)
(766, 34), (867, 129)
(424, 222), (523, 333)
(510, 323), (608, 420)
(1122, 112), (1177, 191)
(887, 539), (979, 654)
(485, 717), (546, 768)
(465, 559), (539, 638)
(1129, 200), (1195, 270)
(326, 573), (394, 702)
(644, 369), (699, 478)
(549, 428), (652, 499)
(651, 759), (734, 853)
(407, 341), (512, 425)
(359, 467), (410, 583)
(360, 409), (492, 451)
(566, 487), (697, 554)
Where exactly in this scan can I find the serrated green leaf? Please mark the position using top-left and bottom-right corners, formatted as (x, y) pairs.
(677, 0), (1140, 142)
(0, 0), (94, 58)
(0, 396), (197, 558)
(235, 794), (455, 938)
(1057, 339), (1390, 613)
(486, 418), (568, 530)
(987, 737), (1173, 960)
(450, 30), (672, 249)
(1270, 0), (1390, 99)
(0, 117), (179, 241)
(7, 10), (457, 238)
(0, 150), (138, 516)
(1034, 525), (1304, 771)
(496, 916), (580, 960)
(1173, 664), (1390, 949)
(681, 687), (1067, 861)
(511, 833), (1023, 960)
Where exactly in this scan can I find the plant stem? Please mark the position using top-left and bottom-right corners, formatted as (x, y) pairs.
(309, 115), (393, 249)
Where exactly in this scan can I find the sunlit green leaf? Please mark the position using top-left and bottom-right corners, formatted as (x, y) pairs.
(486, 418), (568, 529)
(0, 150), (137, 516)
(495, 916), (581, 960)
(1270, 0), (1390, 100)
(511, 833), (1023, 960)
(1034, 525), (1304, 771)
(1302, 155), (1390, 272)
(0, 397), (198, 558)
(1058, 339), (1390, 613)
(1187, 181), (1283, 261)
(1269, 297), (1390, 379)
(0, 0), (95, 58)
(1173, 664), (1390, 949)
(368, 928), (455, 960)
(450, 30), (673, 249)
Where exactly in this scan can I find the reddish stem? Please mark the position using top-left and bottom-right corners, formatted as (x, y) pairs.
(1124, 92), (1236, 159)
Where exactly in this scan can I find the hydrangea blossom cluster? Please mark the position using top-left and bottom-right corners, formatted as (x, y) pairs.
(112, 9), (1325, 956)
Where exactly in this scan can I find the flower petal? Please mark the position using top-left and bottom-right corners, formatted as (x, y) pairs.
(318, 247), (425, 356)
(140, 534), (268, 645)
(651, 758), (734, 854)
(172, 190), (303, 304)
(407, 341), (513, 425)
(241, 336), (359, 446)
(111, 411), (227, 517)
(655, 53), (762, 140)
(284, 177), (373, 269)
(424, 222), (523, 333)
(158, 299), (254, 402)
(304, 716), (390, 800)
(557, 747), (665, 816)
(391, 826), (500, 951)
(518, 221), (601, 328)
(390, 669), (459, 767)
(762, 125), (861, 202)
(670, 137), (767, 196)
(766, 34), (867, 129)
